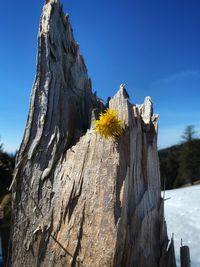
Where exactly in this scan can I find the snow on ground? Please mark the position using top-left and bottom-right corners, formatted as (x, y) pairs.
(164, 185), (200, 267)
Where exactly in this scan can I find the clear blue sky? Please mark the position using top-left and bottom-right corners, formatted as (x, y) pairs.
(0, 0), (200, 152)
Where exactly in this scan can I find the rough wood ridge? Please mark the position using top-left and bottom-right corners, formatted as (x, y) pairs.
(10, 0), (176, 266)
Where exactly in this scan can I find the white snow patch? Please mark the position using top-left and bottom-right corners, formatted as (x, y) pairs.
(164, 185), (200, 267)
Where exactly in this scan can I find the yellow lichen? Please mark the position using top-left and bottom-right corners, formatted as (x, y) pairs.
(94, 109), (124, 139)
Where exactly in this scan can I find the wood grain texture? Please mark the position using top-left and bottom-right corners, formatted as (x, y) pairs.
(10, 1), (176, 266)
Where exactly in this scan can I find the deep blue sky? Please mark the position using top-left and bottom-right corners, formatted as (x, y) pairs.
(0, 0), (200, 152)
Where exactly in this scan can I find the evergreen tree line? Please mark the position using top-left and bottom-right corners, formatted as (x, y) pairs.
(0, 143), (15, 198)
(159, 125), (200, 189)
(0, 140), (15, 227)
(0, 141), (15, 265)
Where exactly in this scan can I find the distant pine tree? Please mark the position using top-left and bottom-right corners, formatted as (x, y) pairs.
(176, 126), (200, 186)
(181, 125), (197, 142)
(159, 125), (200, 189)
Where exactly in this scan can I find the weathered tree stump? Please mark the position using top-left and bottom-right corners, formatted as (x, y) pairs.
(9, 0), (177, 266)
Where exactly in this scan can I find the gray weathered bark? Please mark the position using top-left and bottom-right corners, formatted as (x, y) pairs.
(10, 0), (176, 266)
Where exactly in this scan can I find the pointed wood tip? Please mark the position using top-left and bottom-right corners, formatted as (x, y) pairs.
(45, 0), (60, 5)
(118, 84), (130, 99)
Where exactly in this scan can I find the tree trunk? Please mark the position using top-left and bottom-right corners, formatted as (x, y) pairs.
(10, 0), (176, 266)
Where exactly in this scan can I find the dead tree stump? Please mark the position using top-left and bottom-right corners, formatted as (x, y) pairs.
(9, 0), (177, 266)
